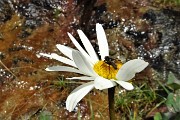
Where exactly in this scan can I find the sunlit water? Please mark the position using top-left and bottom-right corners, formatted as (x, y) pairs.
(0, 0), (179, 119)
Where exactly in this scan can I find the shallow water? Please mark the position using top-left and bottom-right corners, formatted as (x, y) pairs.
(0, 0), (179, 119)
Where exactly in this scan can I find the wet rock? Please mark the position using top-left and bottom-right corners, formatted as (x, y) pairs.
(0, 0), (180, 119)
(15, 1), (64, 38)
(0, 0), (14, 22)
(140, 9), (180, 79)
(0, 0), (100, 119)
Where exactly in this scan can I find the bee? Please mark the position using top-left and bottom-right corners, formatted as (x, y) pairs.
(104, 56), (118, 70)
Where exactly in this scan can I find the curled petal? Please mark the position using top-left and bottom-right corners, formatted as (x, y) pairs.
(72, 51), (97, 76)
(66, 81), (94, 112)
(77, 30), (99, 63)
(39, 53), (76, 67)
(116, 59), (149, 81)
(67, 32), (94, 64)
(56, 44), (75, 60)
(39, 53), (51, 58)
(94, 76), (116, 90)
(115, 81), (134, 90)
(96, 23), (109, 60)
(45, 66), (82, 74)
(51, 53), (76, 67)
(67, 76), (95, 80)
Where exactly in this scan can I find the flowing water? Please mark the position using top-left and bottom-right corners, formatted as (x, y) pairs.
(0, 0), (179, 119)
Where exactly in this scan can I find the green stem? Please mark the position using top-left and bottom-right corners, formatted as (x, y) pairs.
(108, 87), (115, 120)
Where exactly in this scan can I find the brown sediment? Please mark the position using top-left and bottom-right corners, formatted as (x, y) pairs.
(0, 0), (179, 119)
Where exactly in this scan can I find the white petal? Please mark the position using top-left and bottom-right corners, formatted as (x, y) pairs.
(94, 76), (116, 90)
(116, 59), (149, 81)
(39, 53), (77, 67)
(67, 32), (94, 64)
(67, 76), (95, 80)
(77, 30), (99, 63)
(45, 66), (82, 74)
(51, 53), (77, 67)
(56, 44), (75, 60)
(66, 81), (94, 112)
(96, 23), (109, 60)
(39, 53), (52, 58)
(115, 81), (134, 90)
(72, 51), (97, 76)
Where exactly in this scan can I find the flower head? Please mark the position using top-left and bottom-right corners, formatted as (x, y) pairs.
(39, 23), (149, 112)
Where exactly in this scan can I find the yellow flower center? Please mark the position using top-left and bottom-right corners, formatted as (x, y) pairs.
(93, 60), (123, 79)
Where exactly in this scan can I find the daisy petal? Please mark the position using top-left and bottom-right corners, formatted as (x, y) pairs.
(67, 76), (95, 80)
(39, 53), (76, 67)
(51, 53), (76, 67)
(39, 53), (52, 58)
(77, 30), (99, 63)
(96, 23), (109, 60)
(94, 76), (116, 90)
(45, 66), (82, 74)
(56, 44), (75, 60)
(116, 59), (149, 81)
(67, 32), (94, 64)
(72, 51), (96, 76)
(66, 81), (94, 112)
(115, 81), (134, 90)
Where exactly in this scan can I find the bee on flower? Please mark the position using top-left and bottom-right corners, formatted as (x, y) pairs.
(39, 23), (149, 112)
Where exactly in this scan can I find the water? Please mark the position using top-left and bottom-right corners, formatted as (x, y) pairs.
(0, 0), (179, 119)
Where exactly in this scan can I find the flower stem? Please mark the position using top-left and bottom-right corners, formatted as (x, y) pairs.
(108, 87), (115, 120)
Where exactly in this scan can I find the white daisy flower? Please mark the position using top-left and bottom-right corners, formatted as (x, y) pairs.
(39, 23), (149, 112)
